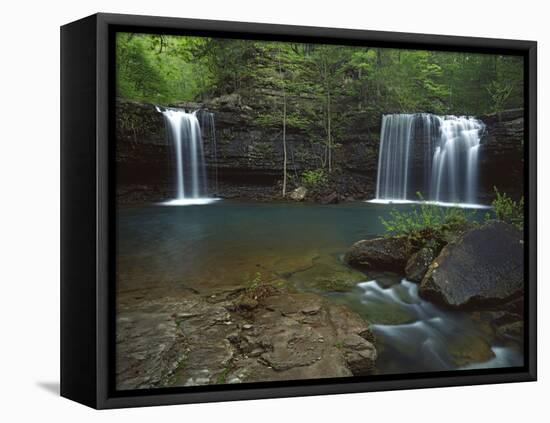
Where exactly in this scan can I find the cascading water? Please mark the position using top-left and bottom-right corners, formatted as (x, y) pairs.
(199, 111), (219, 196)
(375, 114), (416, 201)
(373, 113), (486, 207)
(328, 276), (523, 374)
(157, 106), (219, 205)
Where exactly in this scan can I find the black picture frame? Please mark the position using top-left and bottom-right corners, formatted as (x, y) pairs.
(60, 12), (537, 409)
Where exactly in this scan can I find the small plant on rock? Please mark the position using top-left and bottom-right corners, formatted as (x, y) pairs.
(490, 187), (524, 230)
(301, 169), (328, 190)
(380, 192), (474, 247)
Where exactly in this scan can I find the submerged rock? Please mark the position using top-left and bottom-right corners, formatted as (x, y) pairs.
(405, 247), (436, 283)
(419, 221), (524, 309)
(344, 236), (412, 273)
(448, 332), (495, 367)
(287, 255), (366, 292)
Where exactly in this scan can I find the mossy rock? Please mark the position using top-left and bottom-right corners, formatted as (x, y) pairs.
(359, 303), (417, 325)
(288, 255), (366, 292)
(328, 293), (416, 325)
(447, 333), (495, 367)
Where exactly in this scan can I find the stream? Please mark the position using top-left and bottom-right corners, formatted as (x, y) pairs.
(328, 274), (523, 374)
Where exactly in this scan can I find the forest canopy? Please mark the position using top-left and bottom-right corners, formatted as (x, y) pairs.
(116, 32), (524, 117)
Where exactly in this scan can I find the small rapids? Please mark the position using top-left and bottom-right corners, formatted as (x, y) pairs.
(328, 276), (523, 374)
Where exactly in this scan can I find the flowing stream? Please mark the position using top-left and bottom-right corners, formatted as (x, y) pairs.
(374, 113), (485, 207)
(328, 274), (523, 374)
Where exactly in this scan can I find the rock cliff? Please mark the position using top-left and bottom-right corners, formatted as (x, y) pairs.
(115, 98), (524, 204)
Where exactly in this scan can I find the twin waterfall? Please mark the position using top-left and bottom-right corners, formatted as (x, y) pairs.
(375, 114), (485, 206)
(157, 106), (484, 207)
(157, 107), (219, 206)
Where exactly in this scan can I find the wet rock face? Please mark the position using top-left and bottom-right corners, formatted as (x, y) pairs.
(419, 221), (524, 309)
(115, 98), (379, 203)
(116, 287), (376, 390)
(478, 109), (524, 202)
(115, 98), (524, 205)
(405, 247), (436, 283)
(344, 237), (413, 273)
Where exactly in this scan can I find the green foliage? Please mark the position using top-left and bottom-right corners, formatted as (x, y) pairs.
(301, 169), (328, 189)
(486, 80), (514, 115)
(380, 193), (473, 246)
(116, 33), (524, 115)
(246, 272), (264, 291)
(490, 187), (524, 229)
(116, 33), (212, 103)
(115, 33), (524, 168)
(216, 363), (232, 384)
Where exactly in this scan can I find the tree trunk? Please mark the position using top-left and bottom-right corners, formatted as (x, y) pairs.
(324, 59), (332, 173)
(327, 88), (332, 173)
(278, 50), (288, 198)
(282, 97), (287, 197)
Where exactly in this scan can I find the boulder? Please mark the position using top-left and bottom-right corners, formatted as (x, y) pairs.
(320, 192), (339, 205)
(344, 237), (412, 272)
(419, 221), (523, 309)
(289, 186), (307, 201)
(405, 247), (436, 283)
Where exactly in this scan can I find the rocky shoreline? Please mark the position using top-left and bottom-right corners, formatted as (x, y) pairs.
(117, 285), (376, 390)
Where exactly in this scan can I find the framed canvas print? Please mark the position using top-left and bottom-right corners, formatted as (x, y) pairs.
(60, 13), (537, 409)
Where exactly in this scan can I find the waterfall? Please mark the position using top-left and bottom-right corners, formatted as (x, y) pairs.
(374, 113), (485, 207)
(157, 106), (219, 205)
(375, 115), (416, 200)
(200, 111), (219, 196)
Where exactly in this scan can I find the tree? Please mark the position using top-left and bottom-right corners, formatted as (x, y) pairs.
(487, 80), (513, 117)
(277, 47), (288, 197)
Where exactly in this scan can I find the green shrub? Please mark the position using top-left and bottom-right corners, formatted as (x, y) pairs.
(246, 272), (263, 291)
(380, 193), (473, 246)
(490, 187), (524, 230)
(301, 169), (328, 189)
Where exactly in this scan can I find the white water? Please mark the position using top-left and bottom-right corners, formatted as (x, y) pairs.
(157, 107), (218, 206)
(374, 114), (485, 207)
(353, 278), (522, 372)
(368, 198), (490, 210)
(200, 111), (219, 196)
(375, 114), (416, 200)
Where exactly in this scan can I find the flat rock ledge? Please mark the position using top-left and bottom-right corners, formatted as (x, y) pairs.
(116, 288), (377, 390)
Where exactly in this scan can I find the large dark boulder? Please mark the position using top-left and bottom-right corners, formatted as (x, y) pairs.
(344, 237), (412, 272)
(419, 221), (524, 308)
